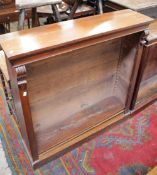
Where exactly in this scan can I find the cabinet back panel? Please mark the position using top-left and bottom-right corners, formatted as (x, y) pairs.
(114, 34), (140, 104)
(26, 36), (136, 154)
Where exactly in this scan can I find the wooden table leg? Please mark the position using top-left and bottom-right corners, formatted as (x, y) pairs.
(97, 0), (103, 14)
(0, 24), (5, 34)
(8, 22), (10, 32)
(69, 0), (81, 19)
(32, 7), (40, 27)
(27, 18), (31, 29)
(51, 4), (61, 22)
(18, 9), (25, 30)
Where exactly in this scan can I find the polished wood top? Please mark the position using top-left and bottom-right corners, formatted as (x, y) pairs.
(109, 0), (157, 11)
(0, 7), (18, 16)
(147, 19), (157, 43)
(0, 9), (152, 63)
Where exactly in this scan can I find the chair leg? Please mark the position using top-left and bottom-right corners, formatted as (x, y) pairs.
(0, 24), (5, 34)
(27, 18), (31, 29)
(7, 22), (10, 32)
(97, 0), (103, 14)
(18, 9), (25, 30)
(4, 23), (7, 33)
(32, 7), (40, 27)
(68, 0), (80, 20)
(51, 4), (61, 22)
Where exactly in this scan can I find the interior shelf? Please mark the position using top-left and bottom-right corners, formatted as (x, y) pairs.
(34, 96), (123, 154)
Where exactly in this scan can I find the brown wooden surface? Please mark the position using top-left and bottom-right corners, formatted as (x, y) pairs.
(25, 32), (142, 155)
(0, 0), (14, 9)
(131, 19), (157, 112)
(0, 6), (31, 24)
(147, 19), (157, 43)
(0, 0), (16, 23)
(108, 0), (157, 11)
(137, 44), (157, 105)
(118, 33), (144, 111)
(26, 39), (123, 154)
(0, 7), (18, 23)
(0, 9), (152, 62)
(18, 83), (39, 161)
(1, 10), (153, 166)
(4, 55), (31, 152)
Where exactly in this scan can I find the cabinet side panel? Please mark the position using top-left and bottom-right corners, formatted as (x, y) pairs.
(113, 33), (142, 106)
(138, 43), (157, 103)
(5, 58), (31, 152)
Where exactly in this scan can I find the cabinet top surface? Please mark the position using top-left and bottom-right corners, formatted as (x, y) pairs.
(147, 19), (157, 42)
(0, 9), (152, 62)
(109, 0), (157, 11)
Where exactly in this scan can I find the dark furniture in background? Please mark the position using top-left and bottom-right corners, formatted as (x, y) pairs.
(16, 0), (62, 30)
(0, 0), (31, 32)
(87, 0), (105, 14)
(0, 0), (15, 32)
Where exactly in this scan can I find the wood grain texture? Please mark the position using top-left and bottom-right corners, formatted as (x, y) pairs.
(147, 19), (157, 43)
(3, 57), (31, 153)
(114, 33), (141, 105)
(18, 83), (39, 161)
(133, 19), (157, 111)
(26, 39), (125, 154)
(0, 9), (152, 61)
(1, 10), (152, 166)
(0, 0), (16, 24)
(25, 33), (141, 156)
(137, 44), (157, 104)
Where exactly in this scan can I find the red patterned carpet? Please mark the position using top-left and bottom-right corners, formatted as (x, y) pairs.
(0, 83), (157, 174)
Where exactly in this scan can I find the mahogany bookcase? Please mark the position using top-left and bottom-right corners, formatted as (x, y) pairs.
(0, 9), (152, 167)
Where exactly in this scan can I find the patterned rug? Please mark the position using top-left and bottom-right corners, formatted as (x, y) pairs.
(0, 82), (157, 175)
